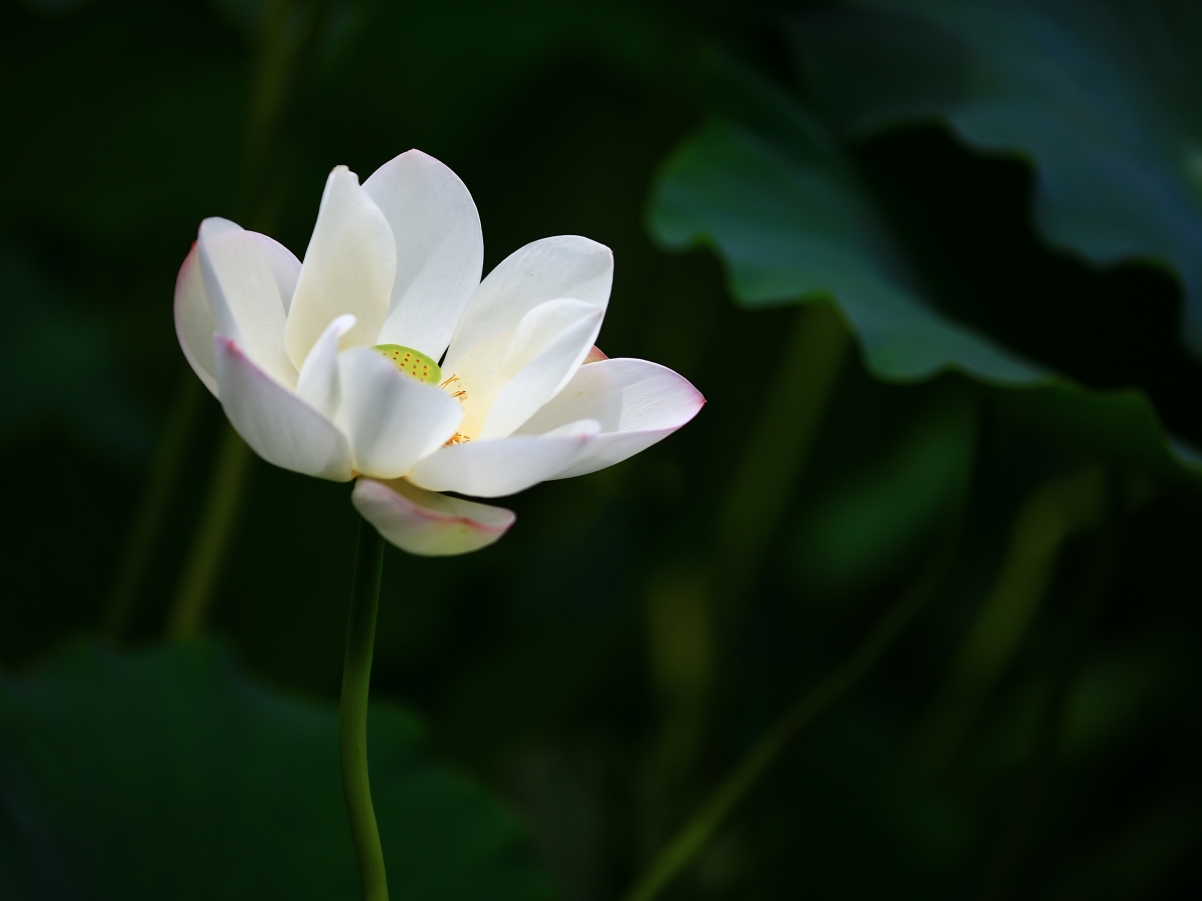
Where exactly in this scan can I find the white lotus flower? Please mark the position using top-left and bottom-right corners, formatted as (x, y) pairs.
(174, 150), (703, 555)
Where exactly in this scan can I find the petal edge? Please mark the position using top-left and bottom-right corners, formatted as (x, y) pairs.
(353, 477), (514, 556)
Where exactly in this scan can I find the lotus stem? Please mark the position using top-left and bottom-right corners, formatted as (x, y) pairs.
(340, 518), (389, 901)
(622, 533), (957, 901)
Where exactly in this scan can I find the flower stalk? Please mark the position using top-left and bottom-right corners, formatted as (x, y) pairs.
(341, 518), (389, 901)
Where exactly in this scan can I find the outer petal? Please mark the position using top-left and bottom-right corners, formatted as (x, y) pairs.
(248, 232), (302, 314)
(515, 358), (705, 478)
(296, 314), (355, 419)
(363, 150), (484, 358)
(476, 300), (603, 439)
(174, 242), (219, 397)
(285, 166), (396, 369)
(214, 335), (353, 481)
(353, 477), (514, 556)
(406, 419), (600, 498)
(198, 218), (295, 387)
(335, 347), (463, 479)
(443, 235), (613, 371)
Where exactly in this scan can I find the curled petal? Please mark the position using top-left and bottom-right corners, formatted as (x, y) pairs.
(214, 335), (353, 481)
(174, 242), (219, 397)
(295, 314), (355, 419)
(364, 149), (484, 358)
(285, 166), (396, 369)
(353, 477), (515, 556)
(452, 298), (603, 440)
(516, 358), (704, 478)
(335, 347), (463, 479)
(407, 419), (600, 498)
(444, 235), (612, 370)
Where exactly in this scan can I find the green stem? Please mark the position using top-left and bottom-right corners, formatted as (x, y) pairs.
(977, 473), (1117, 901)
(622, 535), (955, 901)
(341, 518), (389, 901)
(716, 302), (849, 619)
(102, 372), (202, 640)
(910, 466), (1107, 775)
(167, 425), (251, 639)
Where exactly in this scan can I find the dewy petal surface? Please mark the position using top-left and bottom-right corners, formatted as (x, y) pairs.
(443, 235), (613, 371)
(285, 166), (396, 369)
(214, 335), (353, 481)
(295, 314), (355, 419)
(352, 477), (515, 556)
(248, 232), (302, 314)
(363, 150), (484, 358)
(516, 358), (705, 478)
(174, 242), (219, 397)
(407, 419), (600, 498)
(334, 347), (463, 479)
(476, 300), (604, 440)
(198, 218), (296, 388)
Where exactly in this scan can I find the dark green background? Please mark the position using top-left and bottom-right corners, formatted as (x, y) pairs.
(2, 0), (1200, 898)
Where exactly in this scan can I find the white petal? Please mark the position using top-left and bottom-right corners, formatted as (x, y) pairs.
(407, 419), (600, 498)
(353, 477), (515, 556)
(214, 334), (353, 481)
(443, 235), (613, 370)
(248, 232), (302, 313)
(477, 300), (604, 439)
(284, 166), (396, 370)
(174, 242), (219, 397)
(335, 347), (463, 479)
(363, 150), (484, 358)
(198, 217), (296, 388)
(296, 314), (355, 419)
(515, 358), (705, 478)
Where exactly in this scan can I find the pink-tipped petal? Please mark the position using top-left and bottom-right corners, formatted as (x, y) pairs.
(353, 477), (515, 556)
(515, 358), (704, 478)
(214, 335), (353, 481)
(197, 217), (296, 388)
(583, 345), (608, 364)
(174, 242), (219, 397)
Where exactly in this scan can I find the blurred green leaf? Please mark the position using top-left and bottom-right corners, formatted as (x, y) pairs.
(791, 0), (1202, 355)
(648, 72), (1200, 480)
(0, 641), (555, 901)
(651, 116), (1040, 384)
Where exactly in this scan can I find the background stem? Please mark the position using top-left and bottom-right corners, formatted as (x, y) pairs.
(102, 373), (202, 639)
(341, 519), (389, 901)
(163, 0), (333, 638)
(623, 533), (957, 901)
(166, 425), (251, 640)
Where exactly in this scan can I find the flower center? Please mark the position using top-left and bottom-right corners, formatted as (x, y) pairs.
(371, 344), (441, 384)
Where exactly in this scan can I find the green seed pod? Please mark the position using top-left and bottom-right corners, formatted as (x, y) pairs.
(371, 344), (442, 385)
